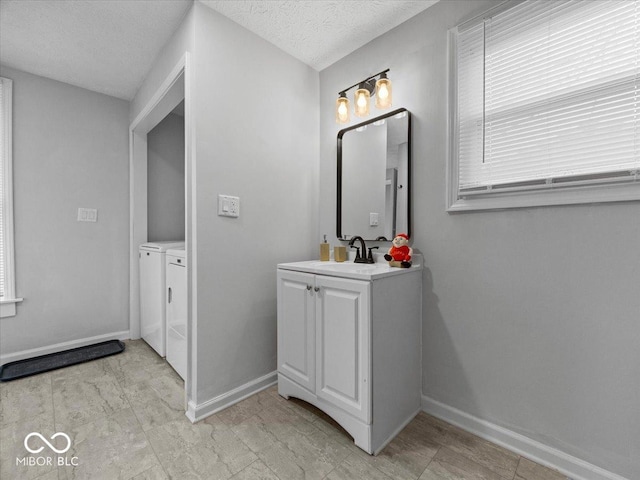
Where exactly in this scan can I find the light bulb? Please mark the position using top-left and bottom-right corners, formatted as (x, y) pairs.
(354, 87), (370, 117)
(336, 94), (350, 124)
(375, 76), (392, 109)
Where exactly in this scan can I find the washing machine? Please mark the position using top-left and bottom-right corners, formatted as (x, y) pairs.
(139, 241), (185, 356)
(166, 247), (187, 379)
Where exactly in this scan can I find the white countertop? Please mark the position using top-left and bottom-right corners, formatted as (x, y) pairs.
(278, 254), (423, 281)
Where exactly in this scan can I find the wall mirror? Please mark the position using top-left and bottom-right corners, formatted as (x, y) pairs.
(337, 108), (411, 241)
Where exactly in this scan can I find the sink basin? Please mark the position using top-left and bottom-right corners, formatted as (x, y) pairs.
(278, 258), (421, 280)
(310, 261), (377, 270)
(311, 262), (379, 275)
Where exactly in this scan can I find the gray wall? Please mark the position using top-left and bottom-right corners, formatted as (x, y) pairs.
(130, 2), (319, 407)
(147, 111), (185, 242)
(0, 66), (130, 357)
(318, 1), (640, 478)
(130, 7), (194, 124)
(191, 2), (318, 403)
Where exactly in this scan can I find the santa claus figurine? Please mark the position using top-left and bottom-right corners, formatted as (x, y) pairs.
(384, 233), (412, 268)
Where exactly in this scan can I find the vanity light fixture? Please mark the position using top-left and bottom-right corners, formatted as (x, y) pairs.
(336, 69), (392, 124)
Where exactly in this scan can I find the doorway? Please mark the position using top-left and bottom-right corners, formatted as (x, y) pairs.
(129, 54), (194, 411)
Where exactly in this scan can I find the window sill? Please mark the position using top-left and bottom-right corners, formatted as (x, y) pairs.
(447, 182), (640, 213)
(0, 298), (23, 318)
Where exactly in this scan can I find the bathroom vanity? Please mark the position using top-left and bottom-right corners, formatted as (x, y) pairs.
(276, 257), (422, 454)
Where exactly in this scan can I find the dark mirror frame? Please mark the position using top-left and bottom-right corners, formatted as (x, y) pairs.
(337, 107), (411, 241)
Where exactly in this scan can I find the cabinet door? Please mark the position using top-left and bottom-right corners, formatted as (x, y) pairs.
(277, 270), (315, 392)
(315, 276), (371, 423)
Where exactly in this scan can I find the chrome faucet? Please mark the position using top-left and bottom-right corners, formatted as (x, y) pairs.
(348, 236), (377, 264)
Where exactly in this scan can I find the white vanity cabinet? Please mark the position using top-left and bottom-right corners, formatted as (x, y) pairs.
(278, 271), (371, 422)
(277, 260), (422, 455)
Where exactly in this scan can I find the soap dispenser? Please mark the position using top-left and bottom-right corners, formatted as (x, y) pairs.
(320, 235), (330, 261)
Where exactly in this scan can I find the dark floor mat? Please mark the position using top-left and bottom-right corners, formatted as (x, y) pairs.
(0, 340), (125, 382)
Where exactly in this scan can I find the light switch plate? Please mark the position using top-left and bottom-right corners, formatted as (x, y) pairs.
(218, 195), (240, 218)
(78, 208), (98, 222)
(369, 212), (379, 226)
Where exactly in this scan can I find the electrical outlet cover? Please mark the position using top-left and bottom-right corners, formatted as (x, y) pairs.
(78, 208), (98, 222)
(218, 195), (240, 218)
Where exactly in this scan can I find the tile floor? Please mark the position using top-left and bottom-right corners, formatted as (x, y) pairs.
(0, 340), (570, 480)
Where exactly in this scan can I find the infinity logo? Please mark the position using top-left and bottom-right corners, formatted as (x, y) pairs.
(24, 432), (72, 454)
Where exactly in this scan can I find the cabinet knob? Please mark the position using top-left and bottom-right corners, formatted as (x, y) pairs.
(306, 285), (312, 291)
(314, 287), (320, 292)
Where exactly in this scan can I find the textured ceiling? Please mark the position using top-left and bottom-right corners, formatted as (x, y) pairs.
(0, 0), (439, 101)
(201, 1), (439, 71)
(0, 0), (192, 100)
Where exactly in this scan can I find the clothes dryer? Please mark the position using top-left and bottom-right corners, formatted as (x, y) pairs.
(166, 247), (187, 379)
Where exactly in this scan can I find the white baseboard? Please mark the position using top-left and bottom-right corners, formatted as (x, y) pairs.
(0, 330), (130, 366)
(422, 395), (628, 480)
(186, 371), (277, 423)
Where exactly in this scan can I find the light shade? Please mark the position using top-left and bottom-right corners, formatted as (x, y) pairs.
(336, 93), (350, 124)
(354, 86), (371, 117)
(375, 74), (392, 109)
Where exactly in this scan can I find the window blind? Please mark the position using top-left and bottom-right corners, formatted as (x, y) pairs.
(0, 78), (6, 298)
(0, 76), (17, 312)
(456, 0), (640, 195)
